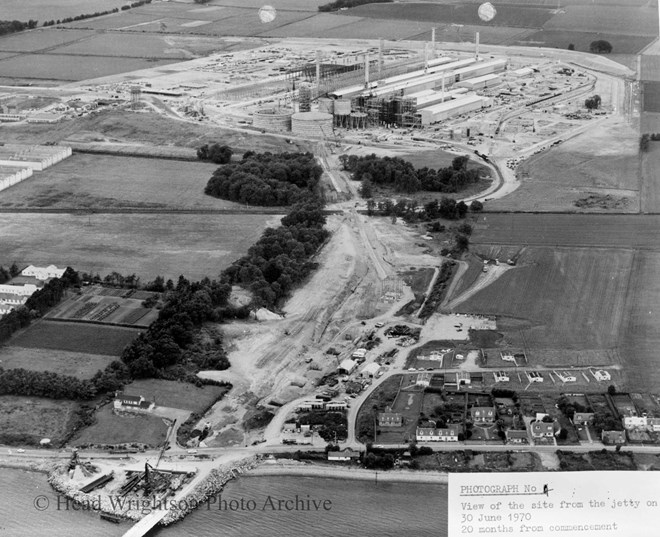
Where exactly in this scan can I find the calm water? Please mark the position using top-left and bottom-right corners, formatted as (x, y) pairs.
(148, 476), (448, 537)
(0, 468), (128, 537)
(0, 469), (448, 537)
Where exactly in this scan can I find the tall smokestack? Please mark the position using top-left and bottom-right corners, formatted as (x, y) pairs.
(424, 42), (429, 71)
(431, 27), (436, 55)
(315, 50), (321, 88)
(364, 53), (370, 87)
(441, 73), (445, 101)
(475, 31), (480, 60)
(379, 38), (384, 77)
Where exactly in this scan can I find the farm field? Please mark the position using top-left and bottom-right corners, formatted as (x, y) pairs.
(488, 117), (640, 212)
(0, 53), (175, 83)
(407, 24), (535, 46)
(516, 30), (654, 55)
(124, 379), (229, 412)
(542, 6), (657, 36)
(45, 285), (160, 327)
(9, 321), (140, 356)
(0, 212), (280, 281)
(0, 109), (300, 153)
(619, 252), (660, 392)
(0, 29), (95, 53)
(343, 3), (555, 28)
(0, 396), (79, 446)
(73, 404), (168, 447)
(1, 0), (128, 21)
(453, 247), (633, 350)
(641, 142), (660, 213)
(470, 214), (660, 249)
(0, 346), (115, 379)
(0, 154), (240, 210)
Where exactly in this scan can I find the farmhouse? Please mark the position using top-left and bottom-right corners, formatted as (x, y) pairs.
(470, 407), (496, 423)
(0, 283), (38, 296)
(113, 394), (155, 412)
(378, 411), (403, 427)
(416, 426), (459, 442)
(21, 264), (66, 280)
(327, 449), (360, 462)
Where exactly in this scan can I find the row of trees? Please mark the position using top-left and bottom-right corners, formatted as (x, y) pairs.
(205, 151), (323, 206)
(42, 0), (151, 26)
(366, 197), (480, 222)
(0, 20), (38, 36)
(0, 367), (97, 400)
(222, 202), (329, 308)
(0, 263), (20, 284)
(342, 153), (482, 195)
(319, 0), (392, 12)
(120, 201), (328, 379)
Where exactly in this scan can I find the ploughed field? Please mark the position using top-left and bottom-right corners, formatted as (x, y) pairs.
(450, 213), (660, 391)
(0, 212), (280, 281)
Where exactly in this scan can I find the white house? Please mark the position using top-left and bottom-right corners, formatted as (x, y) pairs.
(416, 372), (432, 387)
(21, 264), (65, 281)
(114, 394), (155, 412)
(327, 449), (360, 462)
(593, 370), (611, 381)
(0, 283), (38, 296)
(416, 426), (459, 442)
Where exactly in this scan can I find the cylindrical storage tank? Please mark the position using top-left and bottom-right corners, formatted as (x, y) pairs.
(350, 112), (367, 129)
(252, 108), (293, 132)
(318, 98), (334, 114)
(334, 99), (351, 115)
(291, 112), (333, 138)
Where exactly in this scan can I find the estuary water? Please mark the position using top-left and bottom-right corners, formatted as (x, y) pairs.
(0, 468), (448, 537)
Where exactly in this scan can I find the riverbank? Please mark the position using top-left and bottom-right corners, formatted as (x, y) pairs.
(0, 457), (56, 474)
(246, 460), (449, 484)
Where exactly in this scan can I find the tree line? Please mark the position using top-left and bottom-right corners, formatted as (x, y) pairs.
(0, 263), (20, 284)
(42, 0), (152, 26)
(341, 153), (482, 195)
(0, 20), (38, 36)
(204, 151), (323, 206)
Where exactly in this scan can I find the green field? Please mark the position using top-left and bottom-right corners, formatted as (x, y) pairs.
(0, 212), (280, 281)
(124, 379), (228, 412)
(0, 154), (236, 210)
(454, 247), (633, 350)
(0, 395), (79, 446)
(0, 346), (115, 379)
(619, 251), (660, 392)
(543, 5), (657, 36)
(344, 3), (555, 28)
(9, 321), (140, 356)
(73, 403), (168, 447)
(517, 30), (654, 55)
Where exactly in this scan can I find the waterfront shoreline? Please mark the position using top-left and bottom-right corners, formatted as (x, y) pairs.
(245, 461), (449, 484)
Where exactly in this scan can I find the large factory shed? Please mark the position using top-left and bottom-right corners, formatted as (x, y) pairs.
(418, 95), (490, 125)
(456, 74), (501, 91)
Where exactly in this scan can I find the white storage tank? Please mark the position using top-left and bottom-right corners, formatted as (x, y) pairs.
(291, 111), (333, 138)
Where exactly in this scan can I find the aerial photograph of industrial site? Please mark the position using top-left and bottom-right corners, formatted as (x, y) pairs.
(0, 0), (659, 535)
